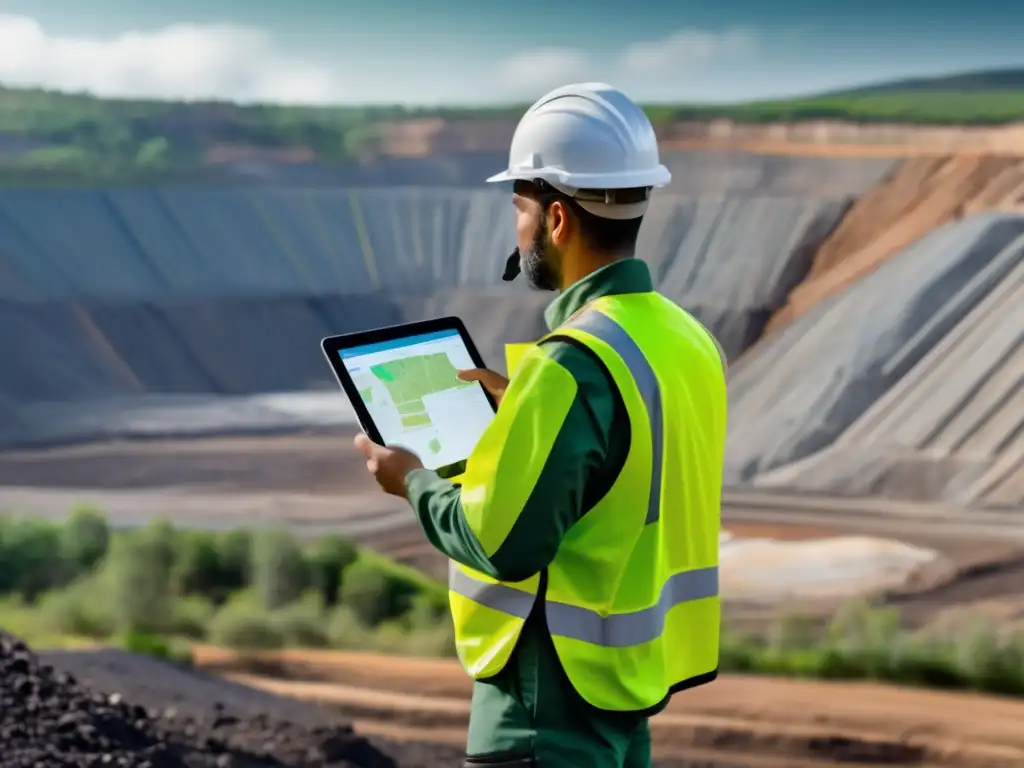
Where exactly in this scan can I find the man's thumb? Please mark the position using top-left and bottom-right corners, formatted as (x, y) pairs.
(354, 432), (380, 457)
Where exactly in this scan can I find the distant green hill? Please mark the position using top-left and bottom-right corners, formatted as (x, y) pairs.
(2, 68), (1024, 184)
(828, 67), (1024, 95)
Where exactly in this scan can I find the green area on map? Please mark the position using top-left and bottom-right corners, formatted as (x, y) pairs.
(370, 353), (471, 429)
(358, 387), (373, 403)
(428, 437), (442, 454)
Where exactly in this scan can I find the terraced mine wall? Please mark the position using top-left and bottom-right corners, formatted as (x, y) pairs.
(728, 212), (1024, 508)
(3, 148), (1021, 508)
(0, 151), (895, 449)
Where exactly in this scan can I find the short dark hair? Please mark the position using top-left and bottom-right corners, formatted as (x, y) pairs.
(514, 179), (645, 256)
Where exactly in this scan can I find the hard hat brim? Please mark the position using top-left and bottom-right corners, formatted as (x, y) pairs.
(485, 169), (516, 184)
(485, 166), (672, 189)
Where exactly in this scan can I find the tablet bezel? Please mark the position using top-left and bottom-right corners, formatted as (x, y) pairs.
(321, 316), (497, 480)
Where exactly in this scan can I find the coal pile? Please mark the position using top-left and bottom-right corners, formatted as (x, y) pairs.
(0, 631), (397, 768)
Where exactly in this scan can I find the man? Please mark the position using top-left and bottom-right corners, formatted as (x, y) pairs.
(355, 82), (728, 768)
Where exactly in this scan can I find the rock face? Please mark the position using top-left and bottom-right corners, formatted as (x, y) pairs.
(727, 212), (1024, 508)
(766, 155), (1024, 334)
(0, 631), (398, 767)
(0, 151), (894, 448)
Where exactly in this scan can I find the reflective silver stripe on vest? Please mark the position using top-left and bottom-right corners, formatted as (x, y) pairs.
(562, 309), (664, 525)
(449, 562), (719, 648)
(448, 563), (536, 619)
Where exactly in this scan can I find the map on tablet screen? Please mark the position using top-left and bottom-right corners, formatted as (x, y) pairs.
(339, 328), (495, 471)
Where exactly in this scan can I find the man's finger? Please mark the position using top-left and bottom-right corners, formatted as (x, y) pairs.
(458, 368), (508, 390)
(457, 368), (489, 383)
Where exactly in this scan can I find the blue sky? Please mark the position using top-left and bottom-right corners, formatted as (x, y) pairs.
(0, 0), (1022, 105)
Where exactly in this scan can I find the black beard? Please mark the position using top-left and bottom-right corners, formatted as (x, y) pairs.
(520, 221), (560, 292)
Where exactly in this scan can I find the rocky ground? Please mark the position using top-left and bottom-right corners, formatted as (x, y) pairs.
(1, 630), (407, 768)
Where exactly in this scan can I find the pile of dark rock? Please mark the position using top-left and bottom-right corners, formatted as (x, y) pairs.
(0, 631), (397, 768)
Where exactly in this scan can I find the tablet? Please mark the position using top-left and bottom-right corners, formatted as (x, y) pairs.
(322, 317), (497, 480)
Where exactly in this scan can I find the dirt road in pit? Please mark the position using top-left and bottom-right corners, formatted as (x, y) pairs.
(0, 435), (1020, 539)
(193, 646), (1024, 768)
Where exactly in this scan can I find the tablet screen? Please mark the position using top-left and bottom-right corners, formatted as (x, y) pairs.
(339, 328), (495, 473)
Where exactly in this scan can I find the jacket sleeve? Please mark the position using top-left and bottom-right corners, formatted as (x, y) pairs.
(404, 340), (618, 583)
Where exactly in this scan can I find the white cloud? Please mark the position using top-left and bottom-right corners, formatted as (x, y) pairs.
(0, 14), (344, 104)
(494, 48), (593, 99)
(493, 28), (756, 101)
(0, 14), (757, 105)
(619, 29), (754, 76)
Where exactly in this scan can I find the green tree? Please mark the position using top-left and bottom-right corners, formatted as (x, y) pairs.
(106, 522), (177, 633)
(217, 528), (252, 590)
(61, 506), (110, 575)
(305, 534), (358, 607)
(250, 526), (307, 610)
(340, 558), (416, 627)
(0, 518), (63, 599)
(173, 531), (224, 598)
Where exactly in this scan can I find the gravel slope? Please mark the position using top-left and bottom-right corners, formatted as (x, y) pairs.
(3, 631), (399, 768)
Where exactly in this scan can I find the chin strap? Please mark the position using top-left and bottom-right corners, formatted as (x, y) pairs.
(502, 248), (521, 282)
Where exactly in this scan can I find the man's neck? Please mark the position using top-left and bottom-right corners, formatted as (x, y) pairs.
(559, 251), (631, 292)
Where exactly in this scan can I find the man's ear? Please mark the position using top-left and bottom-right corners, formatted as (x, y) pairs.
(548, 200), (570, 247)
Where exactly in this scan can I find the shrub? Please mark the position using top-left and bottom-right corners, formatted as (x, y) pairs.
(250, 527), (307, 611)
(403, 591), (448, 632)
(404, 622), (457, 658)
(305, 534), (359, 607)
(339, 557), (416, 627)
(371, 621), (418, 655)
(326, 605), (373, 649)
(117, 631), (193, 665)
(37, 575), (116, 638)
(168, 595), (216, 639)
(274, 592), (329, 648)
(208, 593), (285, 650)
(767, 612), (818, 655)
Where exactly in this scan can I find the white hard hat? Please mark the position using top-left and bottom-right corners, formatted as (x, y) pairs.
(487, 82), (671, 220)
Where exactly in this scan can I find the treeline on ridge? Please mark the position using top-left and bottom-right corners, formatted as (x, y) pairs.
(3, 85), (1024, 184)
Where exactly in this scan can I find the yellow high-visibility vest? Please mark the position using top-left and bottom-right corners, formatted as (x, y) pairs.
(448, 291), (727, 713)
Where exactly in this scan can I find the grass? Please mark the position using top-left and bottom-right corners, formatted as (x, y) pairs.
(0, 597), (99, 649)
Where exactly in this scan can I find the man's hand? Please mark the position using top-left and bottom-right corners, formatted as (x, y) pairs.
(354, 433), (424, 498)
(458, 368), (510, 406)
